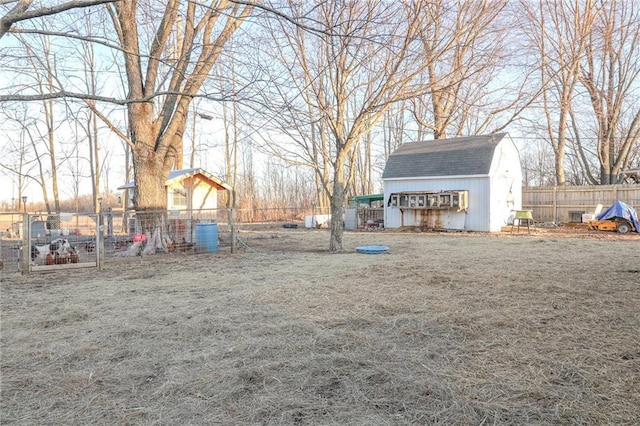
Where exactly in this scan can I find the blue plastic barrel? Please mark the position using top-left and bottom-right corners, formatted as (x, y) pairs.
(195, 223), (218, 252)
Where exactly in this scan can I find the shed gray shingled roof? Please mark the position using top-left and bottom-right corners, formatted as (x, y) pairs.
(382, 133), (507, 179)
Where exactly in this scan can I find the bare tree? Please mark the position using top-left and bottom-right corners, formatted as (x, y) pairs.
(240, 19), (334, 212)
(349, 131), (374, 197)
(578, 0), (640, 184)
(2, 1), (252, 245)
(6, 30), (67, 214)
(258, 1), (433, 251)
(0, 0), (117, 39)
(520, 0), (640, 185)
(519, 139), (556, 187)
(380, 102), (410, 160)
(410, 0), (530, 140)
(3, 111), (56, 212)
(19, 0), (253, 249)
(8, 13), (112, 216)
(0, 107), (36, 211)
(74, 19), (106, 212)
(88, 0), (253, 244)
(520, 0), (596, 185)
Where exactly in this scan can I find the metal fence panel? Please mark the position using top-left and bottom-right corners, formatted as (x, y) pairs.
(101, 207), (331, 260)
(27, 213), (99, 273)
(0, 212), (100, 275)
(104, 208), (230, 258)
(0, 213), (24, 274)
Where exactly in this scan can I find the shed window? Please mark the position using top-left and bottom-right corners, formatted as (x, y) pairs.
(172, 187), (187, 207)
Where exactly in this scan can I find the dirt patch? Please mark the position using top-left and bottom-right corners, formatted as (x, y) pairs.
(1, 228), (639, 425)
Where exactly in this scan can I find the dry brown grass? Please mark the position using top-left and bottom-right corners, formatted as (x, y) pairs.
(2, 227), (639, 425)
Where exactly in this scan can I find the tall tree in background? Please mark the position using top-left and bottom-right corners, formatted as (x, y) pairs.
(10, 31), (64, 214)
(260, 1), (432, 251)
(578, 0), (640, 184)
(410, 0), (529, 140)
(521, 0), (640, 185)
(521, 0), (595, 185)
(247, 17), (333, 212)
(349, 131), (373, 197)
(1, 109), (38, 211)
(102, 0), (252, 239)
(2, 11), (113, 214)
(1, 0), (252, 223)
(75, 15), (106, 213)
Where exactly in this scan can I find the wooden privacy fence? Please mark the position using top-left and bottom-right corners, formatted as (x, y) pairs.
(522, 185), (640, 223)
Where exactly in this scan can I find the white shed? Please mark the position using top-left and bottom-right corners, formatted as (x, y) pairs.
(117, 167), (231, 212)
(382, 133), (522, 232)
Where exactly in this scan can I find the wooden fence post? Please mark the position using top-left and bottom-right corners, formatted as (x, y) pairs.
(553, 186), (558, 223)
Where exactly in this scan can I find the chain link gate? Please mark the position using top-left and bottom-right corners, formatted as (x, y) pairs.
(0, 213), (101, 275)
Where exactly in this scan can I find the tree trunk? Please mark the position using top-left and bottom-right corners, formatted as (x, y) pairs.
(554, 150), (566, 186)
(329, 156), (346, 252)
(599, 136), (611, 184)
(132, 141), (169, 243)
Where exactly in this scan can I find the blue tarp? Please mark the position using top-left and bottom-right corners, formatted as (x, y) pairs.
(596, 201), (640, 233)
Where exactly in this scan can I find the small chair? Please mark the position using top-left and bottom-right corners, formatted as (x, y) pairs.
(511, 210), (534, 234)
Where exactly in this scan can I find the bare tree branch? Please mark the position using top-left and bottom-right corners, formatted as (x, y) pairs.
(230, 0), (331, 37)
(0, 90), (232, 104)
(0, 0), (31, 39)
(1, 0), (119, 39)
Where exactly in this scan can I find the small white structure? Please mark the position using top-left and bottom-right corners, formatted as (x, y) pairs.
(117, 167), (232, 241)
(304, 214), (331, 228)
(117, 167), (232, 211)
(382, 133), (522, 232)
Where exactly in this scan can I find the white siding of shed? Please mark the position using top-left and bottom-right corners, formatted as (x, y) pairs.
(383, 176), (491, 231)
(488, 138), (523, 231)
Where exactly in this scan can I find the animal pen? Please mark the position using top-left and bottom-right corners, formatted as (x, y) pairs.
(0, 206), (325, 275)
(0, 213), (100, 274)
